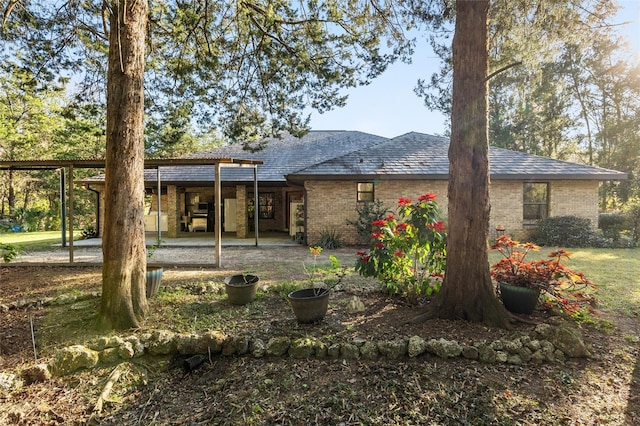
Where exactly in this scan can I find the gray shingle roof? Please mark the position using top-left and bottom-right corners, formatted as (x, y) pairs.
(288, 132), (627, 181)
(78, 130), (624, 185)
(142, 131), (387, 184)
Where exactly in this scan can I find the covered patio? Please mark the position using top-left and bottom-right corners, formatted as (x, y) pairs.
(0, 157), (263, 267)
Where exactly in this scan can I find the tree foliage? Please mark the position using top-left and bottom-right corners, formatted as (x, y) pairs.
(2, 0), (413, 145)
(0, 61), (104, 223)
(418, 0), (640, 203)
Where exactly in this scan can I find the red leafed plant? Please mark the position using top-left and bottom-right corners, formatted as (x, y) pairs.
(490, 235), (597, 314)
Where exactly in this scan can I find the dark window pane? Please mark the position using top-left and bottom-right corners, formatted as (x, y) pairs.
(259, 193), (274, 219)
(523, 183), (549, 221)
(357, 182), (374, 202)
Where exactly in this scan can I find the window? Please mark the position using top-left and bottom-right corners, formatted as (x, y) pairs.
(523, 183), (549, 223)
(258, 192), (275, 219)
(357, 182), (374, 202)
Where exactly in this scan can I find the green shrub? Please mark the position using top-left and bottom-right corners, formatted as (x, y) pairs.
(598, 212), (628, 243)
(13, 207), (49, 232)
(530, 216), (594, 247)
(0, 219), (18, 233)
(346, 199), (392, 244)
(624, 199), (640, 246)
(316, 229), (343, 249)
(81, 225), (98, 239)
(0, 243), (19, 263)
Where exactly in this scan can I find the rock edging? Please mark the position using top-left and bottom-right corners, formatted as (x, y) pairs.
(4, 319), (589, 390)
(0, 292), (101, 313)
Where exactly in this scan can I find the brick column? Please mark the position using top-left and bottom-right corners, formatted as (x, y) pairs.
(167, 185), (179, 237)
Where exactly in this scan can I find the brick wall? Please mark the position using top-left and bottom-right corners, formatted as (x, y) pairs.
(167, 185), (179, 237)
(489, 182), (524, 240)
(236, 185), (247, 238)
(92, 179), (600, 243)
(549, 180), (599, 227)
(305, 180), (448, 245)
(306, 179), (600, 245)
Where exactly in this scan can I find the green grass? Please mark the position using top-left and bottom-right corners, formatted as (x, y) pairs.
(0, 230), (81, 251)
(566, 248), (640, 315)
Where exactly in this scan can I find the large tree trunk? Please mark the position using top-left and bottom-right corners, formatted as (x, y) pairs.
(412, 0), (510, 328)
(97, 0), (149, 330)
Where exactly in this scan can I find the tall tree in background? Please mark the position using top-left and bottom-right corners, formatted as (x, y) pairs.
(489, 61), (578, 159)
(563, 35), (640, 205)
(0, 62), (66, 216)
(0, 62), (104, 224)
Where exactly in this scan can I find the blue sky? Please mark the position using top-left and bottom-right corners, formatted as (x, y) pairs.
(308, 1), (640, 138)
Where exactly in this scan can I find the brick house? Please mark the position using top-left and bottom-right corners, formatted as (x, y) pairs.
(87, 131), (627, 244)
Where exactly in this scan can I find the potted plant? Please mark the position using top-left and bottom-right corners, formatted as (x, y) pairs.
(146, 239), (163, 298)
(489, 235), (596, 315)
(287, 246), (345, 323)
(224, 273), (260, 305)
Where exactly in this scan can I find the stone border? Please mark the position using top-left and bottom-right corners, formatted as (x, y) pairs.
(0, 292), (101, 312)
(3, 319), (588, 392)
(1, 292), (590, 391)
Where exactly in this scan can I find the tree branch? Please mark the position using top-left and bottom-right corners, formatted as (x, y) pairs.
(485, 61), (522, 82)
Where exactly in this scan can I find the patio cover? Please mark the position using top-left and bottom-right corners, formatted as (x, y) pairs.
(0, 157), (263, 267)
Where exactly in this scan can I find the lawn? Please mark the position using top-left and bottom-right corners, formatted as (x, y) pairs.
(0, 230), (80, 251)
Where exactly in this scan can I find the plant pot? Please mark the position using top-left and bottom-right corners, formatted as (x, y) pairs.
(287, 288), (330, 323)
(224, 274), (260, 305)
(146, 266), (163, 298)
(499, 283), (540, 314)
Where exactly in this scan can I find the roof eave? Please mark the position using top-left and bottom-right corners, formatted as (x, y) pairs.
(287, 173), (450, 181)
(289, 172), (628, 182)
(491, 173), (628, 181)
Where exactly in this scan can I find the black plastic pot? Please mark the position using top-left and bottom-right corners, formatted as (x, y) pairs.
(146, 266), (163, 298)
(183, 354), (207, 373)
(224, 274), (260, 305)
(287, 288), (330, 323)
(499, 283), (541, 314)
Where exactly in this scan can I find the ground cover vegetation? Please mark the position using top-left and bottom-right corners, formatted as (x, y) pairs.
(0, 245), (638, 424)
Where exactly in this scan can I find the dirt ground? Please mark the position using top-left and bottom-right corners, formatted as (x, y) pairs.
(1, 246), (639, 425)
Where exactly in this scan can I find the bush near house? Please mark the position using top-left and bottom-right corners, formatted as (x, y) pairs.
(624, 199), (640, 245)
(598, 212), (633, 247)
(346, 199), (392, 244)
(315, 228), (343, 249)
(530, 216), (594, 247)
(355, 194), (447, 297)
(530, 212), (639, 249)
